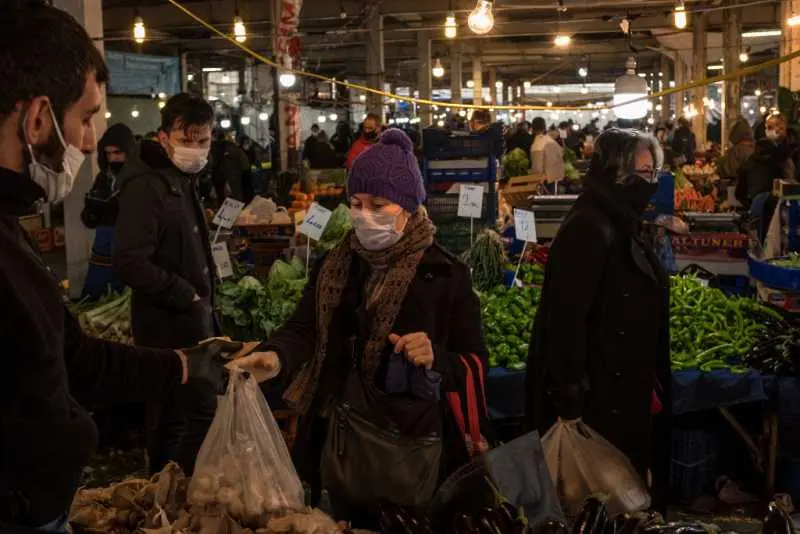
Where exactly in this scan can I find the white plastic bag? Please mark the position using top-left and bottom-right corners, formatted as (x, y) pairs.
(541, 419), (650, 517)
(188, 370), (304, 521)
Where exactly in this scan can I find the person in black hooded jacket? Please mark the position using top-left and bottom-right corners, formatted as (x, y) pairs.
(525, 129), (672, 511)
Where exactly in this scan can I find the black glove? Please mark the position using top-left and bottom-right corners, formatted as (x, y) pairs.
(180, 338), (244, 392)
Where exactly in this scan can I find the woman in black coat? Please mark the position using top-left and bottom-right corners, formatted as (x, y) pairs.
(525, 128), (672, 509)
(229, 130), (491, 528)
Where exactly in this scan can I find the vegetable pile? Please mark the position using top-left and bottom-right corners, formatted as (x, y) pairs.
(670, 276), (782, 372)
(502, 148), (530, 180)
(69, 462), (343, 534)
(770, 252), (800, 269)
(508, 262), (545, 286)
(462, 230), (506, 291)
(480, 286), (538, 370)
(218, 259), (307, 341)
(744, 320), (800, 375)
(73, 289), (133, 345)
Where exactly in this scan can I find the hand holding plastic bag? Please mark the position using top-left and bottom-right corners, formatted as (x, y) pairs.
(541, 419), (650, 517)
(188, 370), (304, 522)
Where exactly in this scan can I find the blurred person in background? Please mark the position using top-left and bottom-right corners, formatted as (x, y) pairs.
(531, 117), (564, 184)
(469, 109), (491, 133)
(114, 93), (220, 475)
(210, 130), (249, 203)
(718, 118), (754, 183)
(80, 122), (135, 299)
(303, 123), (321, 165)
(525, 128), (671, 511)
(308, 130), (340, 169)
(330, 121), (354, 164)
(506, 121), (533, 155)
(654, 126), (677, 170)
(346, 113), (381, 170)
(671, 117), (696, 165)
(736, 139), (790, 241)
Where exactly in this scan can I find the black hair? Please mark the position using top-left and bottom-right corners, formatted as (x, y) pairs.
(0, 3), (109, 122)
(311, 124), (320, 132)
(471, 109), (491, 124)
(531, 117), (546, 133)
(655, 126), (667, 134)
(365, 113), (381, 124)
(160, 93), (214, 133)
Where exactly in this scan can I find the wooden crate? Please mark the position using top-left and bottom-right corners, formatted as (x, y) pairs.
(502, 174), (544, 208)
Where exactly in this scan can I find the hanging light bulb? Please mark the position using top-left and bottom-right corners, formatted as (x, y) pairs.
(674, 1), (688, 30)
(329, 113), (339, 121)
(130, 109), (140, 118)
(258, 112), (269, 121)
(132, 15), (146, 44)
(755, 88), (762, 97)
(468, 0), (494, 35)
(554, 34), (571, 47)
(220, 118), (232, 129)
(578, 66), (588, 78)
(523, 80), (531, 89)
(279, 71), (296, 88)
(789, 13), (800, 26)
(466, 80), (475, 89)
(613, 56), (649, 120)
(580, 85), (589, 95)
(359, 94), (367, 102)
(233, 14), (247, 43)
(317, 114), (327, 124)
(444, 11), (457, 39)
(240, 116), (251, 126)
(432, 58), (445, 78)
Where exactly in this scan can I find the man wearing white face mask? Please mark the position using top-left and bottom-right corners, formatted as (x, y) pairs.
(0, 6), (244, 532)
(114, 93), (219, 475)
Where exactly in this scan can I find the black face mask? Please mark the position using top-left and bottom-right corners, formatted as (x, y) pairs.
(108, 161), (125, 176)
(615, 175), (658, 216)
(364, 130), (378, 141)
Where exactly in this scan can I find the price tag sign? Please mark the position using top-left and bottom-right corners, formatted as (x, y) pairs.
(513, 208), (537, 243)
(212, 198), (245, 229)
(211, 242), (234, 279)
(298, 202), (333, 241)
(457, 184), (484, 219)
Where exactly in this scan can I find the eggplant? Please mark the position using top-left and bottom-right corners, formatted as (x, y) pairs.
(378, 499), (415, 534)
(608, 514), (629, 534)
(616, 516), (646, 534)
(533, 520), (568, 534)
(453, 512), (478, 534)
(475, 511), (503, 534)
(415, 514), (434, 534)
(497, 502), (520, 530)
(571, 496), (609, 534)
(763, 502), (794, 534)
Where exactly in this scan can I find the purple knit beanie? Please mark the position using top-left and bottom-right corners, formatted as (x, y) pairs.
(348, 128), (426, 213)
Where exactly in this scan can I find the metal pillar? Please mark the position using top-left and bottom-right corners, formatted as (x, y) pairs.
(472, 56), (483, 108)
(659, 55), (670, 124)
(450, 43), (462, 104)
(674, 56), (685, 119)
(180, 52), (189, 93)
(691, 11), (707, 147)
(488, 68), (498, 121)
(271, 0), (287, 172)
(365, 1), (384, 120)
(722, 2), (742, 149)
(417, 31), (432, 126)
(52, 0), (105, 298)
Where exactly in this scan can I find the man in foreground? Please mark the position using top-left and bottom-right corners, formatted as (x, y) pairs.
(0, 5), (238, 531)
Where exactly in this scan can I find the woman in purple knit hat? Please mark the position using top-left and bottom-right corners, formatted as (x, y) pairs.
(228, 129), (491, 528)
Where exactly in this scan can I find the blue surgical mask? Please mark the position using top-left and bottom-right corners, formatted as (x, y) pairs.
(351, 208), (406, 251)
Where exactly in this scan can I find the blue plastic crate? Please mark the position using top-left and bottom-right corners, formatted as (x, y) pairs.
(425, 165), (495, 184)
(422, 125), (503, 160)
(709, 275), (753, 297)
(643, 171), (675, 221)
(669, 428), (718, 503)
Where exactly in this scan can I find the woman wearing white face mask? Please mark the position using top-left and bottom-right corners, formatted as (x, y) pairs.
(227, 129), (492, 528)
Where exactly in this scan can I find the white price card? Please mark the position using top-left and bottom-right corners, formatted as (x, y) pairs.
(211, 242), (234, 279)
(212, 198), (245, 229)
(513, 208), (537, 243)
(298, 202), (333, 241)
(457, 184), (484, 219)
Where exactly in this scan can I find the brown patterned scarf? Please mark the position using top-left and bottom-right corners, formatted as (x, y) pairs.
(283, 210), (436, 415)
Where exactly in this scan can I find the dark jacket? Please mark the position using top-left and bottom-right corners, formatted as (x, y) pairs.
(0, 167), (181, 530)
(525, 184), (672, 507)
(210, 140), (250, 204)
(671, 126), (696, 165)
(81, 124), (136, 229)
(264, 243), (491, 489)
(506, 130), (534, 156)
(735, 140), (787, 208)
(719, 119), (755, 181)
(114, 141), (216, 349)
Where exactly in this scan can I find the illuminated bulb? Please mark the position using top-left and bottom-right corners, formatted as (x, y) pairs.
(187, 73), (194, 82)
(546, 101), (553, 107)
(655, 104), (663, 111)
(580, 85), (589, 94)
(240, 116), (251, 126)
(158, 101), (165, 109)
(578, 67), (588, 78)
(467, 80), (475, 89)
(362, 113), (368, 120)
(495, 81), (503, 89)
(760, 106), (767, 113)
(523, 81), (531, 89)
(553, 86), (561, 93)
(743, 102), (750, 109)
(233, 15), (247, 43)
(444, 12), (457, 39)
(133, 16), (146, 44)
(755, 89), (762, 97)
(131, 109), (140, 118)
(317, 114), (327, 124)
(359, 94), (367, 102)
(437, 120), (445, 127)
(739, 51), (749, 62)
(259, 112), (269, 121)
(279, 71), (296, 88)
(674, 1), (688, 30)
(220, 119), (231, 129)
(647, 117), (655, 125)
(554, 34), (571, 47)
(789, 13), (800, 26)
(468, 0), (495, 35)
(105, 111), (111, 119)
(329, 113), (338, 121)
(432, 58), (445, 78)
(459, 110), (467, 117)
(158, 92), (166, 100)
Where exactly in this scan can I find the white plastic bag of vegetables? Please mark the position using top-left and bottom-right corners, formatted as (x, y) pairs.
(541, 419), (650, 518)
(188, 369), (304, 521)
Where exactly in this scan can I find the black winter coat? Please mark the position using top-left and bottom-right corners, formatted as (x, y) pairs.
(0, 167), (181, 530)
(114, 141), (217, 349)
(671, 126), (696, 165)
(525, 184), (672, 508)
(263, 243), (492, 490)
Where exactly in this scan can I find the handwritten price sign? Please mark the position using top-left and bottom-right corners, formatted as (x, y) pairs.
(212, 198), (245, 229)
(513, 209), (537, 243)
(211, 242), (234, 279)
(457, 184), (484, 219)
(298, 203), (333, 241)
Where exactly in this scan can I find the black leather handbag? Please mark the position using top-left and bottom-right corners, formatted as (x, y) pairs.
(320, 364), (443, 507)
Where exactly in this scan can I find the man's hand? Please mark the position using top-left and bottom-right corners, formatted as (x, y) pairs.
(175, 338), (244, 387)
(192, 294), (201, 302)
(225, 351), (282, 383)
(388, 332), (434, 369)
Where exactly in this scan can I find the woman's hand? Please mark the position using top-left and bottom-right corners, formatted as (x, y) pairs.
(224, 351), (282, 382)
(389, 332), (434, 369)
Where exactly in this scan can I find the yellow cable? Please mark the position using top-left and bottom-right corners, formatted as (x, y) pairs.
(166, 0), (800, 113)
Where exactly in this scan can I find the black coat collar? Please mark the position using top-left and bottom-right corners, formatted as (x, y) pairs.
(0, 167), (45, 216)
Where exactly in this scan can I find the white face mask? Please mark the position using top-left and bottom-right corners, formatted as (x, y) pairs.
(170, 144), (209, 174)
(351, 207), (406, 251)
(766, 129), (780, 141)
(25, 105), (85, 204)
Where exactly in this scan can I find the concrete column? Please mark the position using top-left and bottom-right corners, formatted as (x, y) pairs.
(450, 43), (462, 104)
(652, 68), (662, 125)
(271, 0), (287, 172)
(472, 56), (483, 108)
(674, 56), (686, 119)
(488, 68), (498, 121)
(781, 0), (800, 91)
(659, 54), (670, 124)
(691, 11), (707, 147)
(180, 52), (189, 93)
(417, 31), (432, 126)
(365, 1), (384, 120)
(722, 2), (742, 149)
(52, 0), (105, 298)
